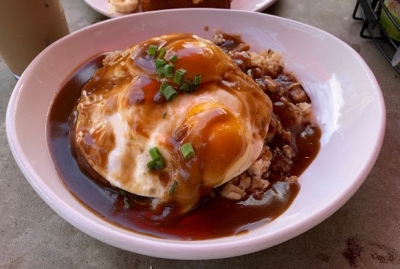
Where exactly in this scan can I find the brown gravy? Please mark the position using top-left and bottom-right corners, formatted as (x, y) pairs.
(47, 43), (321, 240)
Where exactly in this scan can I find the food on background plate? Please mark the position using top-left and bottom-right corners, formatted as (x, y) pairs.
(107, 0), (139, 13)
(141, 0), (232, 11)
(107, 0), (232, 14)
(47, 31), (321, 240)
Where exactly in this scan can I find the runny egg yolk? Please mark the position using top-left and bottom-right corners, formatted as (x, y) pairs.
(164, 39), (229, 83)
(178, 102), (248, 187)
(75, 33), (273, 213)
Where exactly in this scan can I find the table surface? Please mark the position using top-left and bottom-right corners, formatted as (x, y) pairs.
(1, 0), (399, 268)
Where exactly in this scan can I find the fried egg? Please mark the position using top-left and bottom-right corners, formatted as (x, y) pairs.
(74, 34), (272, 211)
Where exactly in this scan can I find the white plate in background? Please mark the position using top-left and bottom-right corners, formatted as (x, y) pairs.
(83, 0), (277, 18)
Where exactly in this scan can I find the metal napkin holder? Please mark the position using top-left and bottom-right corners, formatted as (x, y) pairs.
(353, 0), (400, 73)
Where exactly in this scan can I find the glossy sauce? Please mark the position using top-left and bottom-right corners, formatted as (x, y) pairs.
(47, 36), (321, 240)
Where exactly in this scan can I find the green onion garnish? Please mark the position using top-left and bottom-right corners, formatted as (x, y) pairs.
(169, 54), (179, 63)
(157, 64), (174, 78)
(173, 68), (187, 84)
(119, 189), (126, 196)
(180, 143), (195, 159)
(156, 47), (167, 59)
(147, 147), (165, 170)
(193, 74), (201, 85)
(179, 80), (193, 92)
(154, 159), (165, 169)
(147, 158), (165, 170)
(162, 86), (178, 101)
(169, 180), (178, 196)
(155, 58), (166, 69)
(147, 160), (156, 170)
(124, 199), (130, 208)
(149, 147), (163, 160)
(147, 45), (157, 56)
(159, 82), (169, 93)
(163, 64), (175, 78)
(157, 68), (166, 78)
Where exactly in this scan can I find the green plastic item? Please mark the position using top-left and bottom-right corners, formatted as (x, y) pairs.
(380, 0), (400, 42)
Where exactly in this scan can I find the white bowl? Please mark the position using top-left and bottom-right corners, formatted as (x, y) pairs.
(6, 9), (385, 259)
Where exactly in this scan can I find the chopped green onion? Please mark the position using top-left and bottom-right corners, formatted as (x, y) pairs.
(147, 147), (165, 170)
(173, 68), (187, 84)
(162, 86), (178, 101)
(169, 54), (179, 63)
(179, 80), (193, 92)
(147, 45), (157, 56)
(193, 74), (201, 85)
(157, 68), (166, 78)
(169, 180), (178, 196)
(180, 143), (195, 159)
(149, 147), (162, 160)
(159, 82), (169, 93)
(154, 159), (165, 169)
(157, 64), (174, 78)
(147, 159), (165, 170)
(119, 189), (126, 196)
(147, 160), (157, 170)
(155, 58), (166, 69)
(156, 47), (167, 59)
(124, 199), (130, 208)
(163, 64), (175, 78)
